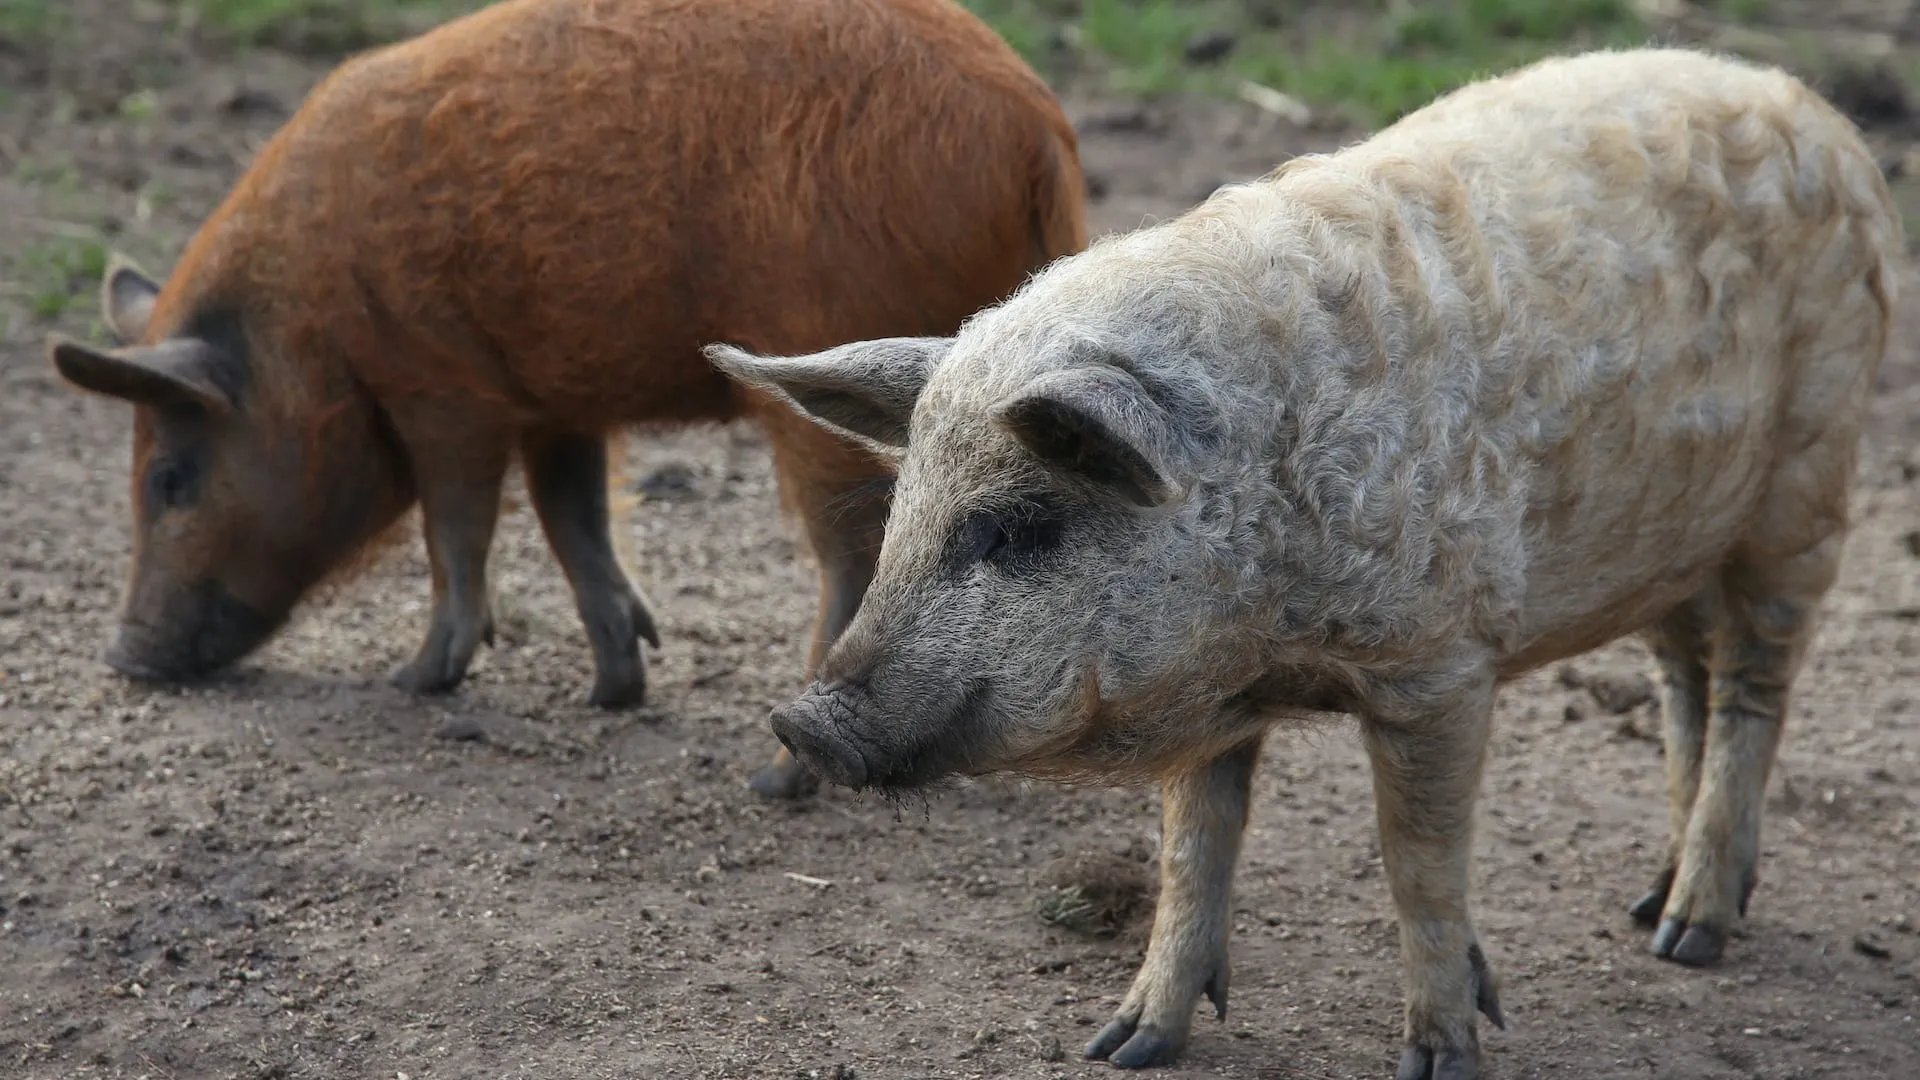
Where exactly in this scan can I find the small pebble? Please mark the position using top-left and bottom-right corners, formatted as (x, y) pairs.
(433, 717), (485, 742)
(1854, 934), (1893, 960)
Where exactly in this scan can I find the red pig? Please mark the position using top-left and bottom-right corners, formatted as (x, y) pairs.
(46, 0), (1087, 798)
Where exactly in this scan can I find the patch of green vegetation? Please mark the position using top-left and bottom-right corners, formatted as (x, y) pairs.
(0, 0), (66, 43)
(965, 0), (1654, 125)
(13, 156), (83, 195)
(118, 89), (161, 123)
(1701, 0), (1772, 23)
(1079, 0), (1219, 95)
(137, 180), (178, 216)
(171, 0), (485, 54)
(21, 232), (110, 323)
(1254, 0), (1651, 125)
(959, 0), (1057, 64)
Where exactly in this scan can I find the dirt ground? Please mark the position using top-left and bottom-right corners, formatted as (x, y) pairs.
(3, 6), (1919, 1080)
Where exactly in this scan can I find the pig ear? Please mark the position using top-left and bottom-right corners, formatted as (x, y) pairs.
(100, 253), (163, 345)
(48, 336), (237, 416)
(991, 365), (1178, 508)
(704, 336), (949, 449)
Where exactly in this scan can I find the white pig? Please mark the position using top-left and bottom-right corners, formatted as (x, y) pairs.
(707, 46), (1900, 1079)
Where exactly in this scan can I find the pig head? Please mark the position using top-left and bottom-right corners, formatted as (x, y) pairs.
(47, 257), (411, 681)
(705, 300), (1282, 793)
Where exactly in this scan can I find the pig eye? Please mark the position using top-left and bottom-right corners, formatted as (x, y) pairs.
(146, 455), (200, 511)
(975, 506), (1065, 571)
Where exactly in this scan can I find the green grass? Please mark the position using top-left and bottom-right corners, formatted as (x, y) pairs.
(965, 0), (1656, 125)
(1255, 0), (1651, 125)
(13, 155), (83, 194)
(958, 0), (1058, 62)
(0, 0), (66, 42)
(1702, 0), (1772, 23)
(20, 232), (110, 322)
(171, 0), (485, 53)
(118, 89), (161, 123)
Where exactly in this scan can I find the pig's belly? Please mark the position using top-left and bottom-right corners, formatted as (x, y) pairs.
(1492, 403), (1773, 677)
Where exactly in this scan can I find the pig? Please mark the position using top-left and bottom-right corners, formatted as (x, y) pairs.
(708, 47), (1900, 1077)
(44, 0), (1087, 799)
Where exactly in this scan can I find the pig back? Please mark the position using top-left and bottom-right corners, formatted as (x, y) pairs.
(1339, 50), (1895, 666)
(239, 0), (1076, 430)
(1179, 48), (1897, 668)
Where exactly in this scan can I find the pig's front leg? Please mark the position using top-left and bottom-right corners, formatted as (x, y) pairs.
(1361, 678), (1506, 1080)
(1085, 735), (1264, 1069)
(389, 410), (509, 695)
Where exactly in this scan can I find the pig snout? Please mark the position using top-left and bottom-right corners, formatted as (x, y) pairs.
(768, 687), (874, 790)
(105, 581), (281, 682)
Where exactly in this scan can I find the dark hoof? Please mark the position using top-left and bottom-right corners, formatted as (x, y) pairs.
(748, 757), (820, 800)
(587, 669), (648, 709)
(1085, 1018), (1183, 1069)
(1468, 942), (1505, 1030)
(583, 589), (656, 709)
(390, 661), (461, 696)
(628, 593), (662, 651)
(1650, 917), (1726, 966)
(1395, 1040), (1481, 1080)
(1628, 867), (1675, 928)
(1628, 887), (1668, 928)
(393, 611), (493, 695)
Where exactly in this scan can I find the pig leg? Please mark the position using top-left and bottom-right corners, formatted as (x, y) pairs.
(1361, 680), (1505, 1080)
(1649, 538), (1839, 966)
(750, 413), (891, 799)
(520, 428), (662, 708)
(390, 426), (510, 695)
(1628, 598), (1714, 928)
(1085, 736), (1263, 1068)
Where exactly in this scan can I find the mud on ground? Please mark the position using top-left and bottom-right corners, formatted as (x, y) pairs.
(2, 5), (1918, 1079)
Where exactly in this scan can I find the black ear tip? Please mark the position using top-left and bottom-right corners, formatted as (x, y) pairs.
(47, 336), (107, 389)
(46, 333), (84, 364)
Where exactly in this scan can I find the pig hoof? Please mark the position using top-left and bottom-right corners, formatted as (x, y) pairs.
(581, 589), (658, 708)
(391, 658), (463, 695)
(1468, 942), (1505, 1030)
(1627, 867), (1675, 928)
(393, 608), (494, 695)
(586, 666), (647, 709)
(1085, 1018), (1183, 1069)
(748, 758), (820, 800)
(1650, 917), (1726, 966)
(1395, 1038), (1481, 1080)
(1628, 887), (1669, 928)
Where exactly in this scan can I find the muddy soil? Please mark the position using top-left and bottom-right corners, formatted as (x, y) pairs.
(2, 6), (1917, 1079)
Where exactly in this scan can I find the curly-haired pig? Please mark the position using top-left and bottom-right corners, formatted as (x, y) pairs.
(709, 47), (1899, 1077)
(44, 0), (1087, 798)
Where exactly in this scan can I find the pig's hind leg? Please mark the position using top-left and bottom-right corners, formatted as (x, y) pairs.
(1085, 736), (1263, 1068)
(1646, 533), (1843, 966)
(1627, 598), (1714, 930)
(521, 428), (662, 708)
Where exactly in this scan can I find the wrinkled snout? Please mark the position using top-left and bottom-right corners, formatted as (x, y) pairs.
(768, 676), (983, 793)
(104, 580), (283, 682)
(768, 688), (874, 791)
